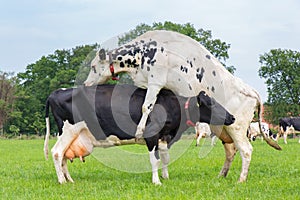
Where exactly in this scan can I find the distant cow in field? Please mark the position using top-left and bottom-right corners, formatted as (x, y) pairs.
(44, 84), (234, 184)
(276, 117), (300, 144)
(84, 30), (281, 182)
(247, 122), (275, 141)
(194, 122), (217, 146)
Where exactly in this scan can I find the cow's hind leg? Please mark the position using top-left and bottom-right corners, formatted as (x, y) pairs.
(219, 143), (237, 178)
(61, 158), (74, 183)
(159, 140), (169, 179)
(235, 138), (253, 182)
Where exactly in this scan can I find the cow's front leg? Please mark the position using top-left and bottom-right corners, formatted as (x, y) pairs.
(158, 140), (169, 179)
(135, 85), (162, 139)
(219, 143), (237, 178)
(149, 146), (161, 185)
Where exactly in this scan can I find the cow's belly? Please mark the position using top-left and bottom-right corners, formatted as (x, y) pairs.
(210, 125), (233, 143)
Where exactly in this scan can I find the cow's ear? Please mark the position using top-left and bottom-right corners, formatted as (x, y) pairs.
(99, 49), (106, 60)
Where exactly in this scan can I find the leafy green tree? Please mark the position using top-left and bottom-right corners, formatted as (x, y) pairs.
(12, 44), (98, 134)
(119, 22), (235, 73)
(9, 125), (20, 136)
(0, 71), (17, 134)
(259, 49), (300, 123)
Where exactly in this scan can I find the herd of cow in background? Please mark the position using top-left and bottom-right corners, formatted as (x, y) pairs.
(43, 30), (299, 185)
(195, 118), (300, 146)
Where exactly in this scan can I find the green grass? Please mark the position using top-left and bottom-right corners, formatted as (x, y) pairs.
(0, 138), (299, 200)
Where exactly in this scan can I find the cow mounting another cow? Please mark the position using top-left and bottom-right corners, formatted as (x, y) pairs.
(84, 30), (281, 182)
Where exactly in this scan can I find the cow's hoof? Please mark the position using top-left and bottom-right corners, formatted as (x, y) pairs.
(153, 181), (162, 186)
(58, 177), (67, 184)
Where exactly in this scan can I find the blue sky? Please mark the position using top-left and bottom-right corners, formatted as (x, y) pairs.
(1, 0), (300, 101)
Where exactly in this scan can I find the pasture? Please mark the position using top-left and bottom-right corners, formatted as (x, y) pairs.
(0, 138), (299, 199)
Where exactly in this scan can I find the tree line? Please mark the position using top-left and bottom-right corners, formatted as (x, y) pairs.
(0, 21), (299, 135)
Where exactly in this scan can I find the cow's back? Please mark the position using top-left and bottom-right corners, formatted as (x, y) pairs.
(133, 30), (259, 116)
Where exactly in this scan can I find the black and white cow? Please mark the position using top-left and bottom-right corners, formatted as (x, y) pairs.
(276, 117), (300, 144)
(194, 122), (217, 146)
(44, 84), (235, 184)
(247, 122), (275, 141)
(84, 30), (281, 182)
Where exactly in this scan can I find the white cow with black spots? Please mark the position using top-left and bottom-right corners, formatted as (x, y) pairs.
(84, 30), (281, 182)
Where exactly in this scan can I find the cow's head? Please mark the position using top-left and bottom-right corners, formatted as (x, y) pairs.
(84, 47), (142, 86)
(197, 91), (235, 126)
(84, 49), (112, 86)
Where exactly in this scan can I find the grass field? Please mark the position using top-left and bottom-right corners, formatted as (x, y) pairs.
(0, 138), (299, 200)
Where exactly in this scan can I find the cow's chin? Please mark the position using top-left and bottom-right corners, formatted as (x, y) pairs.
(64, 133), (94, 162)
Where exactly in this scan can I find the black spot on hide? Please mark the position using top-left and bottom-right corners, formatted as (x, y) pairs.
(211, 86), (215, 93)
(161, 47), (164, 53)
(125, 59), (132, 65)
(92, 66), (96, 73)
(180, 66), (188, 73)
(196, 67), (205, 83)
(141, 57), (145, 69)
(144, 48), (157, 62)
(147, 104), (153, 110)
(189, 84), (192, 90)
(120, 62), (125, 68)
(150, 59), (156, 66)
(212, 71), (216, 76)
(117, 56), (122, 61)
(206, 55), (211, 59)
(133, 47), (141, 54)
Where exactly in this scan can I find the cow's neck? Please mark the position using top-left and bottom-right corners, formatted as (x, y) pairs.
(113, 64), (137, 78)
(180, 96), (199, 128)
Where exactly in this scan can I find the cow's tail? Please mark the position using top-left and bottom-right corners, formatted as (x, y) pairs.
(44, 98), (51, 160)
(257, 100), (282, 150)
